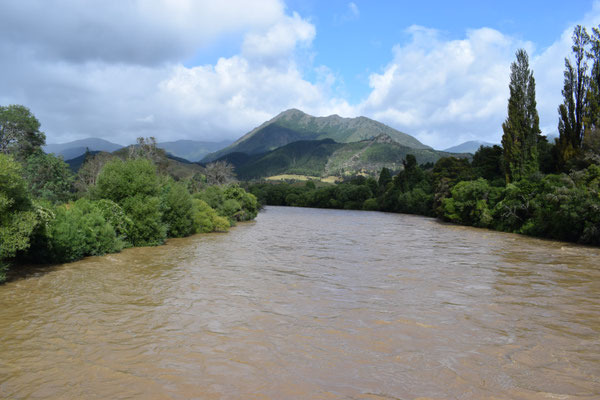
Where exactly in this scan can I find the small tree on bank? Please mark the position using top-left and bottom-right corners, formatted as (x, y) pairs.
(501, 49), (541, 183)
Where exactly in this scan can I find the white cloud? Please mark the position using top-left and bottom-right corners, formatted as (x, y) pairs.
(0, 1), (351, 145)
(242, 12), (316, 67)
(358, 26), (530, 149)
(356, 4), (600, 149)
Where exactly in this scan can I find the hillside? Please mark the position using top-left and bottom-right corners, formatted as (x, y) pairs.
(203, 109), (430, 161)
(156, 139), (232, 161)
(44, 138), (123, 159)
(219, 134), (468, 180)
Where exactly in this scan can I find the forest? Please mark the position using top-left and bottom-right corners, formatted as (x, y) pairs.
(247, 25), (600, 247)
(0, 115), (258, 283)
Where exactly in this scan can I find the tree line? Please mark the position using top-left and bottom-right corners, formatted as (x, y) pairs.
(0, 106), (258, 283)
(248, 25), (600, 247)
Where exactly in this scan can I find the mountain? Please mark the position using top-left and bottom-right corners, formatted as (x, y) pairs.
(203, 109), (430, 161)
(156, 139), (232, 162)
(443, 140), (496, 153)
(218, 134), (469, 180)
(44, 138), (124, 159)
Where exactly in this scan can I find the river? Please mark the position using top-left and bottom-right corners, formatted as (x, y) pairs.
(1, 206), (599, 399)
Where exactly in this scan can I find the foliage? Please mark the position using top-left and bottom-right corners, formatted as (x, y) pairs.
(95, 199), (133, 245)
(472, 145), (504, 182)
(22, 152), (74, 203)
(94, 158), (161, 202)
(160, 180), (195, 238)
(195, 184), (258, 224)
(442, 179), (499, 227)
(501, 49), (541, 182)
(47, 199), (123, 262)
(94, 158), (166, 246)
(0, 154), (39, 278)
(191, 199), (230, 233)
(120, 194), (166, 246)
(558, 26), (590, 167)
(0, 105), (46, 160)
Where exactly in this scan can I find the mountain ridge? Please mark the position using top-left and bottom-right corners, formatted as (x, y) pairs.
(217, 135), (469, 180)
(203, 109), (430, 161)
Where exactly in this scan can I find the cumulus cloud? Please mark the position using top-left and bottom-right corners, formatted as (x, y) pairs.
(0, 0), (352, 145)
(357, 3), (600, 149)
(358, 26), (530, 148)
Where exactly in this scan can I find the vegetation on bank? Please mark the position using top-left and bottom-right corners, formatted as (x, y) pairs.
(0, 109), (257, 282)
(247, 26), (600, 248)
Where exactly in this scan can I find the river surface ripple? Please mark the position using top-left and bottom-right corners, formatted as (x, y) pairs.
(1, 206), (599, 399)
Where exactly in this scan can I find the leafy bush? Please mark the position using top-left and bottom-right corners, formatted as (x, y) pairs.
(121, 195), (166, 246)
(161, 180), (195, 238)
(48, 199), (123, 262)
(196, 184), (258, 223)
(22, 152), (74, 203)
(191, 199), (230, 233)
(94, 158), (166, 246)
(442, 178), (498, 227)
(0, 154), (39, 280)
(95, 199), (133, 246)
(94, 158), (160, 202)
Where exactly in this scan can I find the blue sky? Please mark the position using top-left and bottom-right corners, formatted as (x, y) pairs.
(0, 0), (599, 149)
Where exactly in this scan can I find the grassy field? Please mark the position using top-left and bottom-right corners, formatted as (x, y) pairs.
(265, 174), (340, 183)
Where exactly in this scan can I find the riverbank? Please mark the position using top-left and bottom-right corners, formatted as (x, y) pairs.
(1, 154), (258, 283)
(247, 160), (600, 247)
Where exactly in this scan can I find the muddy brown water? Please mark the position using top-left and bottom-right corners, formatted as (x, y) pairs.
(1, 206), (599, 399)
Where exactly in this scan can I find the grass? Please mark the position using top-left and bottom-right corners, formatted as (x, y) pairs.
(266, 174), (341, 183)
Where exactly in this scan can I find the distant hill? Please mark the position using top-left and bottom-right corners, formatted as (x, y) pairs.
(203, 109), (430, 161)
(156, 139), (232, 162)
(44, 138), (123, 159)
(65, 146), (204, 181)
(443, 140), (496, 153)
(218, 134), (469, 180)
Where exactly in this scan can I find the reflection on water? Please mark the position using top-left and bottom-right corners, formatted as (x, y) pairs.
(1, 206), (599, 399)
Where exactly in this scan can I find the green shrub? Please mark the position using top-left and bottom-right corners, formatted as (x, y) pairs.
(121, 195), (166, 246)
(0, 154), (39, 280)
(161, 180), (195, 238)
(48, 199), (122, 262)
(191, 199), (230, 233)
(196, 184), (258, 223)
(442, 178), (496, 227)
(95, 199), (133, 246)
(363, 198), (379, 211)
(94, 158), (160, 202)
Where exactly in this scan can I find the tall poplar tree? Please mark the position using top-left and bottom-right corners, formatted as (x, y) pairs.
(501, 49), (541, 183)
(557, 25), (589, 166)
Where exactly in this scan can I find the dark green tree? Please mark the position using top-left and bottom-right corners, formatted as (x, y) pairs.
(472, 145), (504, 182)
(22, 152), (74, 203)
(0, 154), (39, 281)
(378, 167), (392, 190)
(501, 49), (541, 182)
(558, 25), (589, 166)
(0, 105), (46, 160)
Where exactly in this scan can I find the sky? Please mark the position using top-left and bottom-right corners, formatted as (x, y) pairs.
(1, 0), (599, 150)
